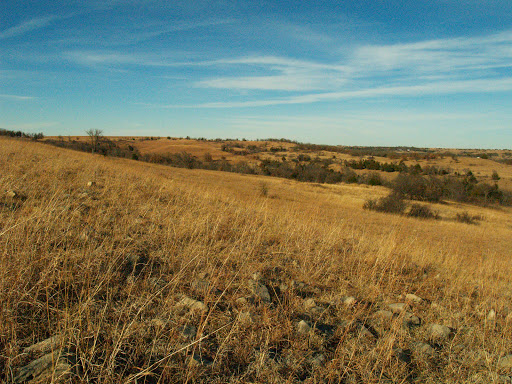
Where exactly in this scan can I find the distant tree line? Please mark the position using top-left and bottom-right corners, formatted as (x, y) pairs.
(0, 128), (44, 140)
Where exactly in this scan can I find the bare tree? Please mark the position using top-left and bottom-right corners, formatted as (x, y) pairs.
(85, 129), (103, 153)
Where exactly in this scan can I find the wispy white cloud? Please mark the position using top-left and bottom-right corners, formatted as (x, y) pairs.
(183, 29), (512, 102)
(0, 15), (63, 40)
(0, 94), (35, 101)
(146, 77), (512, 108)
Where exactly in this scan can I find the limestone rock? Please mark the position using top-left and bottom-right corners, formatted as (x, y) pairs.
(297, 320), (312, 334)
(6, 190), (17, 199)
(405, 293), (423, 304)
(247, 279), (271, 303)
(342, 296), (357, 306)
(402, 312), (421, 328)
(23, 335), (62, 354)
(14, 351), (71, 383)
(303, 298), (317, 310)
(388, 303), (407, 313)
(499, 355), (512, 370)
(428, 324), (452, 341)
(309, 353), (326, 367)
(411, 341), (436, 357)
(375, 310), (394, 321)
(176, 296), (208, 313)
(179, 324), (197, 339)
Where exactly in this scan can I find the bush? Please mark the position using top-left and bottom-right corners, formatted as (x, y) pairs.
(408, 204), (439, 219)
(455, 211), (483, 225)
(259, 182), (269, 197)
(363, 192), (407, 214)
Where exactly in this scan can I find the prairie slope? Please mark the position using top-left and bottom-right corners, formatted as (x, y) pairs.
(1, 137), (511, 383)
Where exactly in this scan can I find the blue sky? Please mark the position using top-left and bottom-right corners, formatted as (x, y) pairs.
(1, 0), (511, 148)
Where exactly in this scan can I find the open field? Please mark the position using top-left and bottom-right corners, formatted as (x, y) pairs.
(1, 137), (512, 383)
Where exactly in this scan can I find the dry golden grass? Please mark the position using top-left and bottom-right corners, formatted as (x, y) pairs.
(1, 137), (512, 383)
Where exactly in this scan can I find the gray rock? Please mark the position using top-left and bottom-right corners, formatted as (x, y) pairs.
(176, 296), (208, 313)
(393, 348), (412, 363)
(411, 342), (436, 356)
(238, 311), (254, 324)
(235, 297), (248, 306)
(303, 298), (317, 310)
(375, 310), (394, 320)
(247, 280), (271, 303)
(309, 353), (326, 367)
(356, 324), (374, 338)
(23, 335), (62, 354)
(499, 355), (512, 370)
(179, 324), (197, 339)
(388, 303), (407, 313)
(342, 296), (357, 306)
(6, 190), (17, 199)
(402, 312), (421, 328)
(428, 324), (452, 341)
(405, 294), (423, 304)
(14, 351), (71, 383)
(297, 320), (312, 334)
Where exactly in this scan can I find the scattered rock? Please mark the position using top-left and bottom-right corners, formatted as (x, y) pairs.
(150, 318), (167, 328)
(247, 279), (271, 303)
(14, 351), (71, 383)
(342, 296), (357, 306)
(176, 296), (208, 313)
(356, 324), (374, 338)
(499, 355), (512, 370)
(297, 320), (312, 334)
(411, 342), (436, 356)
(405, 293), (423, 304)
(402, 312), (421, 328)
(309, 353), (326, 367)
(238, 311), (254, 324)
(23, 335), (62, 354)
(388, 303), (407, 313)
(428, 324), (452, 342)
(303, 298), (317, 310)
(179, 324), (197, 339)
(394, 348), (412, 364)
(375, 310), (394, 321)
(235, 297), (248, 306)
(191, 279), (221, 295)
(6, 190), (17, 199)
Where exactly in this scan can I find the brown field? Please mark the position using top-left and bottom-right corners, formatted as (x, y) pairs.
(2, 136), (512, 383)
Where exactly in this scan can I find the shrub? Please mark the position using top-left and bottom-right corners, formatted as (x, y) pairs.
(259, 182), (269, 197)
(455, 211), (483, 225)
(408, 204), (439, 219)
(365, 172), (383, 186)
(363, 192), (407, 214)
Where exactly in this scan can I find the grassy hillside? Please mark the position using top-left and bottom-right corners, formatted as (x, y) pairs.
(1, 137), (512, 383)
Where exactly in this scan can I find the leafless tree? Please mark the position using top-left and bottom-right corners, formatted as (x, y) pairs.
(85, 129), (103, 153)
